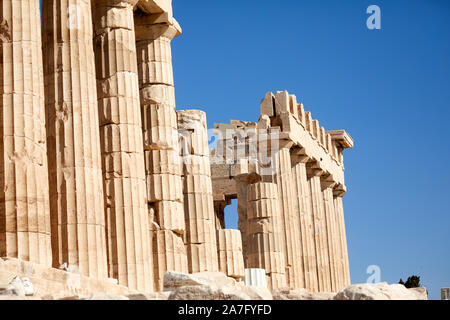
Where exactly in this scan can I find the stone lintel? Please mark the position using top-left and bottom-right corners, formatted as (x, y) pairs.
(333, 184), (347, 197)
(327, 130), (354, 149)
(134, 10), (181, 40)
(137, 0), (173, 16)
(234, 172), (262, 185)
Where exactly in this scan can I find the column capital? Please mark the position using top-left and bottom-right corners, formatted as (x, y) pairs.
(290, 146), (309, 165)
(278, 139), (294, 150)
(321, 181), (337, 190)
(234, 172), (261, 185)
(291, 154), (309, 165)
(333, 183), (347, 197)
(135, 12), (182, 41)
(306, 160), (323, 178)
(321, 173), (337, 190)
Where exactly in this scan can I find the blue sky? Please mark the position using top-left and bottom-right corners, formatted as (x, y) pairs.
(171, 0), (450, 299)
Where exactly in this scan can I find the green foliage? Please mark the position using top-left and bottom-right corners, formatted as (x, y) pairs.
(399, 275), (421, 288)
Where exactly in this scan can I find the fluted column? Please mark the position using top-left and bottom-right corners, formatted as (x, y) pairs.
(234, 173), (260, 267)
(334, 195), (351, 287)
(177, 110), (219, 273)
(274, 144), (303, 289)
(246, 182), (286, 290)
(307, 168), (332, 292)
(216, 229), (245, 279)
(0, 0), (51, 265)
(42, 0), (107, 277)
(291, 158), (319, 292)
(134, 14), (187, 291)
(322, 184), (339, 292)
(92, 0), (153, 291)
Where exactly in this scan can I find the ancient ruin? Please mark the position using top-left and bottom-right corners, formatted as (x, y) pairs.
(0, 0), (354, 297)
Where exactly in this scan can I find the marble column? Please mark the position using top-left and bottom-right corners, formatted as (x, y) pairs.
(216, 229), (245, 279)
(307, 168), (332, 292)
(274, 144), (303, 289)
(134, 14), (187, 291)
(234, 173), (260, 267)
(246, 182), (286, 290)
(291, 158), (319, 292)
(0, 0), (51, 265)
(329, 190), (345, 291)
(177, 110), (218, 273)
(92, 0), (153, 291)
(322, 184), (339, 292)
(42, 0), (107, 277)
(334, 194), (351, 287)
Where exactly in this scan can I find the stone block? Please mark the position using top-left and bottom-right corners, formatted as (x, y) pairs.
(247, 182), (278, 201)
(216, 230), (245, 279)
(184, 218), (215, 244)
(147, 173), (183, 202)
(145, 148), (182, 175)
(247, 233), (283, 254)
(183, 193), (215, 221)
(247, 199), (280, 219)
(244, 269), (267, 288)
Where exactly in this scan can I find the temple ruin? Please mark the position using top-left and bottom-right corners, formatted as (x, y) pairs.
(0, 0), (353, 294)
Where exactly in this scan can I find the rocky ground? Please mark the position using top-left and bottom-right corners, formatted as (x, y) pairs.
(0, 264), (428, 300)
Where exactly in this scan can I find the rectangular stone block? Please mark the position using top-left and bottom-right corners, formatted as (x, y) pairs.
(150, 200), (185, 234)
(247, 251), (285, 274)
(247, 199), (280, 219)
(247, 182), (278, 201)
(183, 174), (213, 195)
(260, 92), (275, 117)
(275, 91), (290, 114)
(246, 217), (277, 235)
(247, 233), (283, 254)
(151, 229), (188, 290)
(181, 155), (211, 176)
(184, 218), (215, 244)
(216, 229), (245, 279)
(266, 273), (287, 291)
(187, 242), (219, 273)
(183, 193), (215, 221)
(216, 229), (242, 252)
(147, 173), (183, 202)
(145, 148), (182, 175)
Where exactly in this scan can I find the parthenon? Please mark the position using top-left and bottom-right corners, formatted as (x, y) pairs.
(0, 0), (353, 295)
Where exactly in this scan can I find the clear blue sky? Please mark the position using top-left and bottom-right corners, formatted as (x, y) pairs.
(171, 0), (450, 299)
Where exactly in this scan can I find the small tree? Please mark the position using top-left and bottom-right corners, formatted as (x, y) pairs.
(399, 275), (421, 288)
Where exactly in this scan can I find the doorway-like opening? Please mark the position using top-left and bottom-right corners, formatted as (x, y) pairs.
(224, 199), (239, 230)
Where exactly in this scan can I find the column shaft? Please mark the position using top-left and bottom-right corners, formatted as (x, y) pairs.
(334, 196), (351, 286)
(216, 229), (245, 279)
(0, 0), (51, 265)
(274, 147), (303, 288)
(246, 182), (286, 290)
(178, 110), (218, 273)
(92, 0), (153, 291)
(292, 161), (319, 291)
(235, 178), (249, 266)
(323, 186), (339, 292)
(135, 15), (187, 291)
(308, 174), (332, 292)
(42, 0), (107, 276)
(331, 194), (344, 290)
